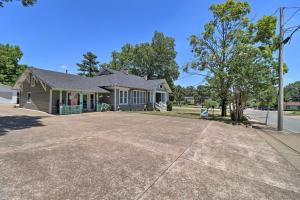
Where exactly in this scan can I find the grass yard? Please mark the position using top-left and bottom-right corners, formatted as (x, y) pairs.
(286, 110), (300, 116)
(140, 106), (232, 123)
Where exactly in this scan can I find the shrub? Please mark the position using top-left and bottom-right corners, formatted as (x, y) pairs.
(167, 101), (173, 111)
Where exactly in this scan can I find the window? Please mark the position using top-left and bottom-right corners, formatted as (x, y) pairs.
(133, 91), (137, 104)
(27, 92), (32, 103)
(31, 76), (35, 87)
(132, 90), (146, 104)
(119, 90), (128, 105)
(124, 91), (128, 104)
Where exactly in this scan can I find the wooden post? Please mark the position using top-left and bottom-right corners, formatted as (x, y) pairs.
(79, 92), (83, 113)
(278, 7), (284, 131)
(96, 93), (99, 111)
(114, 86), (117, 111)
(59, 90), (62, 115)
(152, 90), (155, 108)
(49, 89), (52, 114)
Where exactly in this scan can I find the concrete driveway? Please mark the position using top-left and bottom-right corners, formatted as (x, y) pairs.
(0, 105), (300, 199)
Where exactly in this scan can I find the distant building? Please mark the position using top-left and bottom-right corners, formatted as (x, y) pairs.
(0, 83), (18, 104)
(184, 96), (195, 105)
(284, 102), (300, 111)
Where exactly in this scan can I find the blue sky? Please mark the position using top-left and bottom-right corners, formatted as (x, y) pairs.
(1, 0), (299, 86)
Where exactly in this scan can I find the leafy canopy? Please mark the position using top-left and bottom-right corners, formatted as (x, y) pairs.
(104, 31), (179, 88)
(0, 44), (26, 86)
(0, 0), (36, 7)
(285, 81), (300, 102)
(184, 0), (278, 117)
(77, 52), (100, 77)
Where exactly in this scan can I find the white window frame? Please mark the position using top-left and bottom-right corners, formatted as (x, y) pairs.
(31, 76), (35, 87)
(133, 91), (137, 104)
(119, 90), (128, 105)
(132, 90), (146, 104)
(27, 92), (32, 103)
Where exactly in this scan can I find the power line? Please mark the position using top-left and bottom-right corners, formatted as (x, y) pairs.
(284, 6), (300, 9)
(271, 8), (280, 16)
(283, 25), (300, 44)
(284, 7), (300, 26)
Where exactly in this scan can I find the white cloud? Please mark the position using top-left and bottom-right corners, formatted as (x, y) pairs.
(61, 65), (68, 69)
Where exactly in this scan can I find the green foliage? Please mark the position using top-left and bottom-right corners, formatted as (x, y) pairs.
(0, 44), (26, 86)
(185, 0), (279, 118)
(167, 101), (173, 111)
(104, 31), (179, 88)
(0, 0), (36, 7)
(173, 85), (214, 105)
(173, 85), (185, 105)
(203, 99), (218, 108)
(285, 81), (300, 102)
(77, 52), (100, 77)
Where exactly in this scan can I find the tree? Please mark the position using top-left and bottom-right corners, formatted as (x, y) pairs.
(203, 99), (219, 109)
(174, 85), (185, 106)
(104, 31), (179, 88)
(195, 85), (213, 104)
(77, 52), (100, 77)
(185, 0), (278, 119)
(285, 81), (300, 102)
(0, 0), (36, 7)
(0, 44), (26, 86)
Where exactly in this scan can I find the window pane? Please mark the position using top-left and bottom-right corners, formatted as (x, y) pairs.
(124, 91), (128, 104)
(120, 91), (123, 104)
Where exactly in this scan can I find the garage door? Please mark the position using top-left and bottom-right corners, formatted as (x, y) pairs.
(0, 92), (12, 104)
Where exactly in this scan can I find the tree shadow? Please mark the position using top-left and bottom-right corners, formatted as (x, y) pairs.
(0, 115), (45, 136)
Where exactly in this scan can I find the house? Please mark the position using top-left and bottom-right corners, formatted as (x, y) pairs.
(0, 83), (18, 104)
(284, 102), (300, 111)
(184, 96), (195, 105)
(13, 67), (171, 114)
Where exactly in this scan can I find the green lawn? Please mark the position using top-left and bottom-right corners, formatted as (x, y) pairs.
(286, 111), (300, 116)
(138, 106), (232, 122)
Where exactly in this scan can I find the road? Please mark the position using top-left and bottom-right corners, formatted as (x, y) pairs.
(244, 108), (300, 134)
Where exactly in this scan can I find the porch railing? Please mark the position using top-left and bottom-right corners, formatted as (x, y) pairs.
(60, 105), (82, 115)
(96, 103), (111, 112)
(155, 102), (167, 112)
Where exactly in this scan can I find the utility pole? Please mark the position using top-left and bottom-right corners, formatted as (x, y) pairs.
(278, 7), (284, 131)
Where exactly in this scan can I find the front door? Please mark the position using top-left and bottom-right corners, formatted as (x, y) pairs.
(90, 94), (94, 110)
(156, 93), (161, 103)
(83, 94), (87, 111)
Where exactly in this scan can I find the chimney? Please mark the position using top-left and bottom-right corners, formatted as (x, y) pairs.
(144, 75), (148, 80)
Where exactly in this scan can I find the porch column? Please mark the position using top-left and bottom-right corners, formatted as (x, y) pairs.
(114, 86), (117, 111)
(59, 90), (62, 115)
(152, 90), (155, 108)
(96, 93), (99, 112)
(79, 92), (83, 113)
(49, 89), (52, 114)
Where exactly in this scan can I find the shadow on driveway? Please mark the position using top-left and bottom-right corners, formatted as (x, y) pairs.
(0, 115), (45, 136)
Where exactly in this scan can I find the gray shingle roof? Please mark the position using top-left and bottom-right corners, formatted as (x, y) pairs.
(95, 68), (170, 91)
(29, 67), (109, 93)
(25, 67), (170, 92)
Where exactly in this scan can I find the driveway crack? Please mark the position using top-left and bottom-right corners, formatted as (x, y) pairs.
(136, 121), (212, 200)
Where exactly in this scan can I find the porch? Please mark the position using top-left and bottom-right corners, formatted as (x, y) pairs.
(50, 90), (109, 115)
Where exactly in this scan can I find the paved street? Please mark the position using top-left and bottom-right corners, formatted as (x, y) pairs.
(245, 108), (300, 134)
(1, 105), (300, 199)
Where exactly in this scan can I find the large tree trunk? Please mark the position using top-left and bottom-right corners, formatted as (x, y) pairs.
(231, 92), (244, 122)
(221, 98), (227, 117)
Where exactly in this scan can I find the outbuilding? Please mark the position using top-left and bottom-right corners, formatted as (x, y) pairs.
(0, 83), (17, 104)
